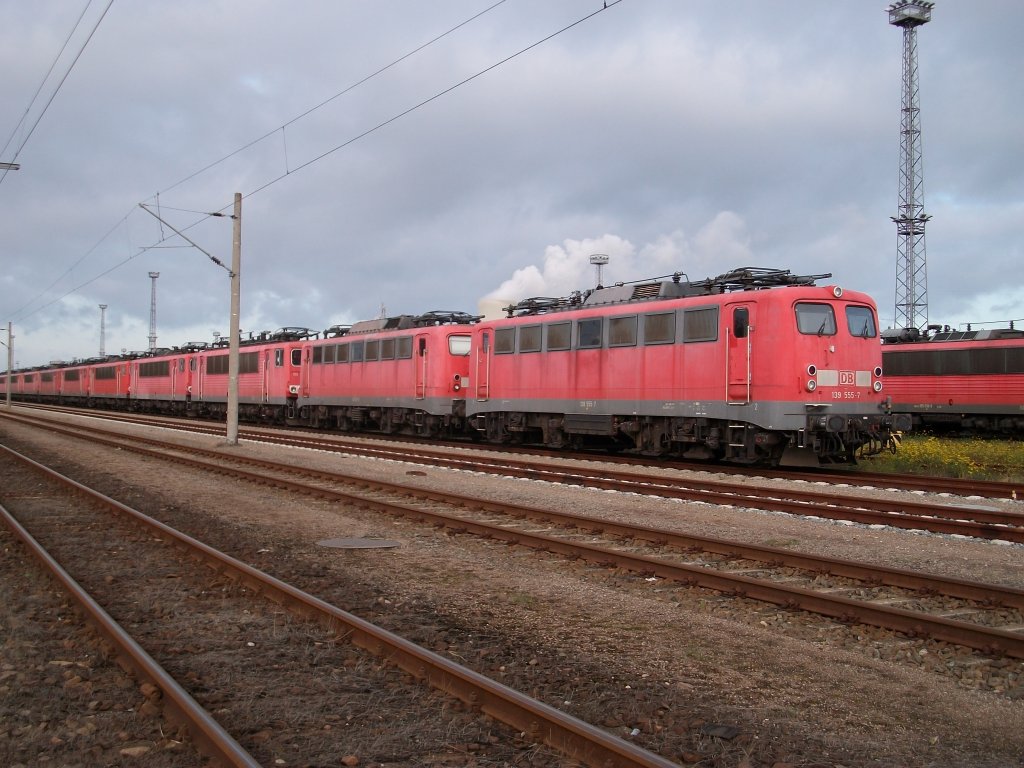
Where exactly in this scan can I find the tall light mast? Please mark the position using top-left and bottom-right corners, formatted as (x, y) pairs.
(148, 272), (160, 351)
(888, 0), (933, 330)
(98, 304), (108, 357)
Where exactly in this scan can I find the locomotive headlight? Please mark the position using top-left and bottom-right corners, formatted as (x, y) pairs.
(806, 364), (817, 376)
(806, 379), (817, 392)
(832, 286), (843, 298)
(453, 373), (462, 392)
(873, 380), (883, 392)
(874, 366), (883, 378)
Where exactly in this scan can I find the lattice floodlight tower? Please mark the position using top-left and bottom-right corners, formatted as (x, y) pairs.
(888, 0), (933, 331)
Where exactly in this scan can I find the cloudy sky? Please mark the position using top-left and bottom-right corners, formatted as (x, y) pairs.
(1, 0), (1021, 368)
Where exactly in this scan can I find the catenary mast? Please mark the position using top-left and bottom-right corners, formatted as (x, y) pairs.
(888, 1), (933, 330)
(148, 272), (160, 351)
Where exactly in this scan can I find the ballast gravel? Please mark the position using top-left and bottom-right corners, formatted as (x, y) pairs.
(1, 411), (1023, 767)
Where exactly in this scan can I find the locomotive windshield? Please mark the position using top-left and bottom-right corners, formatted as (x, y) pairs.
(845, 306), (877, 338)
(449, 335), (471, 356)
(795, 303), (837, 336)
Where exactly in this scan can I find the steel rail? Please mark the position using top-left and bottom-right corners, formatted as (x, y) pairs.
(10, 403), (1022, 500)
(0, 443), (679, 768)
(198, 426), (1024, 540)
(9, 411), (1023, 609)
(0, 501), (262, 768)
(10, 403), (1023, 501)
(8, 420), (1023, 660)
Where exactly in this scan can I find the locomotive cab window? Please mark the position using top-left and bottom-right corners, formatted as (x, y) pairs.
(291, 349), (302, 366)
(846, 306), (877, 338)
(577, 318), (603, 349)
(449, 335), (471, 356)
(795, 303), (837, 336)
(275, 349), (284, 367)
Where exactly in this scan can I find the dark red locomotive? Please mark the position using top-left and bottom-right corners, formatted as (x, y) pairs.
(882, 323), (1024, 434)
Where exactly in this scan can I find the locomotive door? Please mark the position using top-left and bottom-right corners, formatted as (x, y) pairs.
(726, 303), (753, 404)
(414, 334), (428, 399)
(475, 331), (490, 401)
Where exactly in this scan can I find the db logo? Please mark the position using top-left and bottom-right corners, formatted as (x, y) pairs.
(839, 370), (855, 385)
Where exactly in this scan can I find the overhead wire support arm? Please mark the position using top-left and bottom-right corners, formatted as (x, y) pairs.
(137, 203), (232, 274)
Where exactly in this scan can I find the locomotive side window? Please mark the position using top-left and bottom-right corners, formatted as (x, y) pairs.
(449, 335), (471, 356)
(577, 318), (603, 349)
(846, 306), (877, 338)
(643, 312), (675, 345)
(495, 328), (515, 354)
(546, 322), (571, 351)
(380, 338), (396, 360)
(336, 343), (349, 363)
(609, 316), (638, 347)
(885, 347), (1024, 376)
(190, 359), (197, 371)
(350, 341), (365, 363)
(313, 346), (324, 364)
(795, 303), (837, 336)
(96, 366), (116, 380)
(275, 349), (284, 367)
(65, 370), (80, 381)
(519, 325), (542, 353)
(365, 340), (380, 362)
(41, 372), (54, 382)
(682, 307), (718, 342)
(397, 336), (413, 359)
(240, 352), (259, 374)
(139, 360), (170, 377)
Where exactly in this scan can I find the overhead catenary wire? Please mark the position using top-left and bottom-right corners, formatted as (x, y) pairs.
(155, 0), (510, 198)
(10, 1), (511, 325)
(11, 0), (625, 327)
(0, 0), (114, 189)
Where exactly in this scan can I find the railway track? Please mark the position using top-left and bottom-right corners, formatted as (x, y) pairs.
(7, 410), (1024, 664)
(0, 443), (679, 768)
(11, 402), (1023, 500)
(53, 417), (1024, 542)
(8, 405), (1023, 543)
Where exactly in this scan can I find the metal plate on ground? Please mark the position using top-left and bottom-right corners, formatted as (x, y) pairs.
(317, 538), (400, 549)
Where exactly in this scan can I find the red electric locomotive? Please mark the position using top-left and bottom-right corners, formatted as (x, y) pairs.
(293, 311), (476, 435)
(881, 324), (1024, 434)
(129, 347), (198, 414)
(468, 267), (908, 465)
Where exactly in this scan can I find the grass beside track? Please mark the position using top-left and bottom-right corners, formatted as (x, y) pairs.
(861, 434), (1024, 483)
